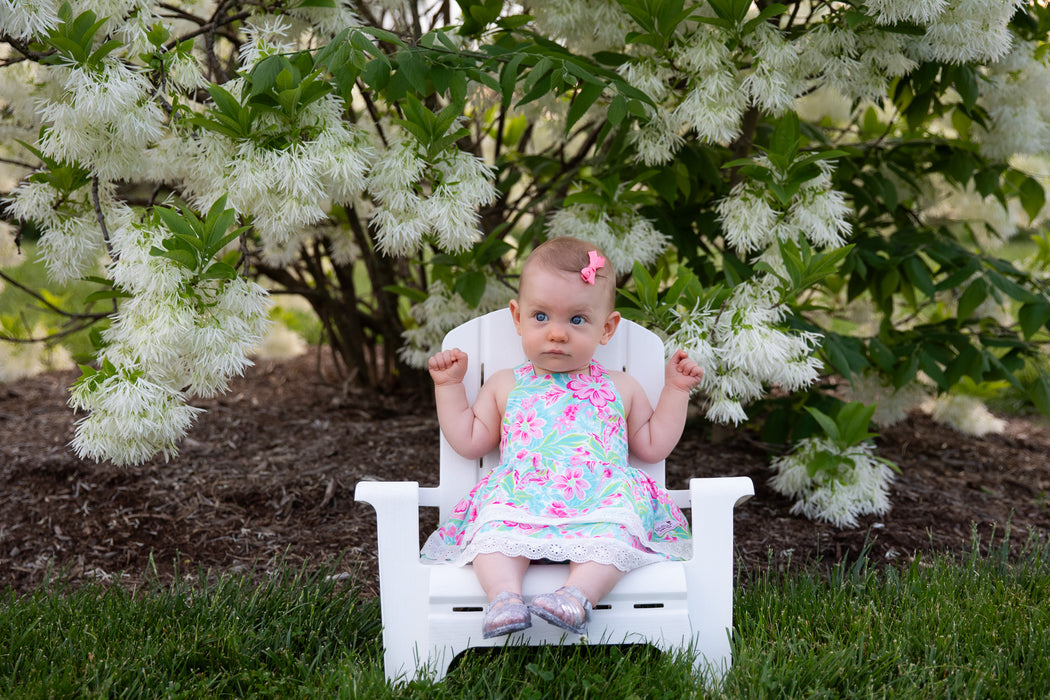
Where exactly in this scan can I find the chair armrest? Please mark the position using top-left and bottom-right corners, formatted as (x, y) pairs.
(354, 481), (423, 568)
(686, 476), (754, 560)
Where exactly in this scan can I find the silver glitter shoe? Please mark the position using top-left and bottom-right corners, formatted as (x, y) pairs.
(529, 585), (591, 635)
(482, 591), (532, 639)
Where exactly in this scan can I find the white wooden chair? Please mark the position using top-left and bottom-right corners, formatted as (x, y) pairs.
(355, 308), (753, 683)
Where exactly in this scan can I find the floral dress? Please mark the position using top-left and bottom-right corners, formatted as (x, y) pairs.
(420, 361), (692, 571)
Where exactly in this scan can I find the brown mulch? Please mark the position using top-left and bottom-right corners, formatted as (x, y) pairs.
(3, 351), (1050, 595)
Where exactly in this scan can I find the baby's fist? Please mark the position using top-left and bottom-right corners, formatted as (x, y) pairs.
(428, 348), (468, 386)
(666, 349), (703, 392)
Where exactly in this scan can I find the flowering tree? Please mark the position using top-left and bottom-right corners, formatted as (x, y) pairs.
(2, 1), (1049, 523)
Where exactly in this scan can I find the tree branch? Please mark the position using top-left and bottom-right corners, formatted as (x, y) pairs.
(91, 177), (116, 262)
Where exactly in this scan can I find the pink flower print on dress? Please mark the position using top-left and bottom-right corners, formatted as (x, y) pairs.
(520, 467), (549, 486)
(568, 373), (616, 408)
(542, 385), (567, 407)
(437, 524), (463, 545)
(545, 501), (578, 518)
(508, 408), (545, 445)
(552, 467), (590, 500)
(554, 404), (579, 432)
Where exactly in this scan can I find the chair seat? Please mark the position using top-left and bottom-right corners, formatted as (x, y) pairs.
(426, 560), (692, 655)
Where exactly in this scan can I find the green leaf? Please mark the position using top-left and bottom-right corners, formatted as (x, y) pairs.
(84, 288), (131, 303)
(868, 338), (895, 373)
(1029, 373), (1050, 418)
(768, 112), (800, 170)
(206, 84), (245, 121)
(953, 66), (979, 111)
(151, 246), (198, 271)
(361, 56), (391, 91)
(384, 284), (428, 303)
(1020, 176), (1046, 222)
(902, 256), (936, 298)
(956, 278), (988, 321)
(836, 401), (878, 447)
(804, 406), (841, 443)
(455, 270), (487, 307)
(1019, 301), (1050, 340)
(396, 48), (429, 95)
(499, 53), (526, 110)
(566, 81), (603, 131)
(87, 39), (122, 66)
(249, 55), (287, 96)
(607, 93), (628, 127)
(200, 261), (239, 281)
(155, 206), (199, 244)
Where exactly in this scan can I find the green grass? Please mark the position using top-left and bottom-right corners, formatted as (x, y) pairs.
(3, 541), (1050, 698)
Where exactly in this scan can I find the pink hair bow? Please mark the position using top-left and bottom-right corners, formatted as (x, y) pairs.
(580, 251), (605, 285)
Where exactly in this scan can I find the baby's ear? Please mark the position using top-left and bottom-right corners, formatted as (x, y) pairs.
(600, 310), (621, 344)
(509, 299), (523, 336)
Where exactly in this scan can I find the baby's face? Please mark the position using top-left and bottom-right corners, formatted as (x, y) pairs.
(509, 266), (620, 375)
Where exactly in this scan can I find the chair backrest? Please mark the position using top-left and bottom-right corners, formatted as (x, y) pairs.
(433, 308), (666, 520)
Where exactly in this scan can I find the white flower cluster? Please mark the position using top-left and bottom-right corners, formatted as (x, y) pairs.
(866, 0), (948, 26)
(916, 0), (1023, 65)
(69, 367), (205, 466)
(158, 17), (375, 265)
(283, 1), (361, 39)
(67, 217), (271, 466)
(796, 25), (883, 103)
(528, 0), (634, 53)
(845, 370), (929, 427)
(399, 277), (513, 368)
(36, 59), (164, 182)
(622, 25), (746, 165)
(665, 280), (822, 425)
(5, 179), (130, 283)
(925, 393), (1006, 436)
(367, 134), (497, 256)
(769, 437), (895, 528)
(545, 202), (668, 272)
(669, 157), (853, 424)
(104, 221), (271, 397)
(742, 24), (802, 117)
(717, 157), (852, 256)
(0, 0), (60, 39)
(974, 42), (1050, 162)
(185, 113), (372, 265)
(672, 27), (747, 146)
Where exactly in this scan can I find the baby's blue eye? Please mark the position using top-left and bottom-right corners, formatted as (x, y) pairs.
(571, 315), (585, 325)
(535, 312), (548, 322)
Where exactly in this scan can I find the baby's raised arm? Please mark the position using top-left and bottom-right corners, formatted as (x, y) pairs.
(429, 348), (509, 460)
(622, 350), (704, 463)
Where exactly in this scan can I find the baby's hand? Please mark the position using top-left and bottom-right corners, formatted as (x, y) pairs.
(666, 349), (703, 392)
(428, 348), (469, 386)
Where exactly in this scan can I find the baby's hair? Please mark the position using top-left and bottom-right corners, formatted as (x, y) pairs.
(521, 237), (616, 309)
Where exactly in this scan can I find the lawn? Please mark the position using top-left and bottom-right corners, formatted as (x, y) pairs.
(3, 537), (1049, 699)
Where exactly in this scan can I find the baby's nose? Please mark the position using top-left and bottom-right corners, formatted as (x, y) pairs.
(548, 323), (568, 340)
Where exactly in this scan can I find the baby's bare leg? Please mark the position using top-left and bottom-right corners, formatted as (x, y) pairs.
(473, 552), (530, 601)
(564, 560), (625, 605)
(474, 552), (533, 638)
(529, 561), (623, 634)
